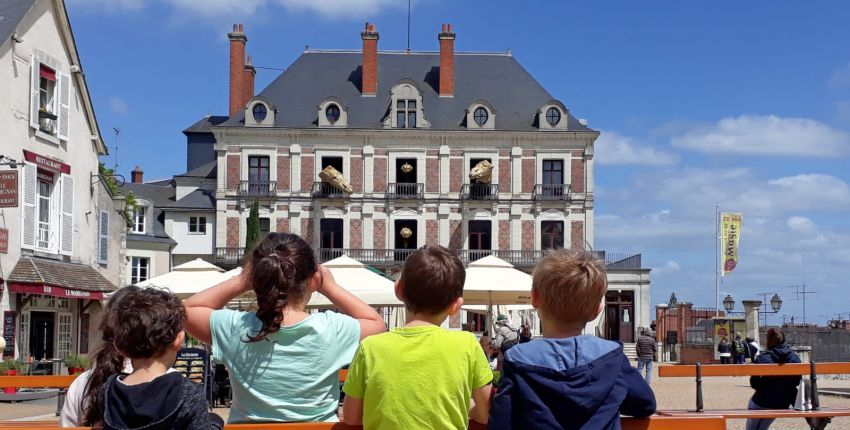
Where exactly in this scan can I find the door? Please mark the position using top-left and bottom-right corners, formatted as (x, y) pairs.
(320, 219), (344, 261)
(29, 311), (55, 361)
(605, 305), (619, 341)
(394, 220), (417, 261)
(468, 221), (492, 261)
(619, 305), (634, 343)
(542, 159), (564, 197)
(248, 156), (270, 195)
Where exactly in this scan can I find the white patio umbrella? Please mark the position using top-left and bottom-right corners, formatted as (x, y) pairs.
(309, 255), (402, 307)
(137, 259), (233, 298)
(462, 255), (533, 332)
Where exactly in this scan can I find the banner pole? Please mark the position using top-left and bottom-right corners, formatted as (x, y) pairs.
(716, 203), (720, 317)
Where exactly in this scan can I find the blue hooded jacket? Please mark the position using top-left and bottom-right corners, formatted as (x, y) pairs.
(489, 335), (656, 430)
(750, 343), (801, 409)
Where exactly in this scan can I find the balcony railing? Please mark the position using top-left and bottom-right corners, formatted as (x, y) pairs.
(215, 247), (643, 270)
(311, 182), (348, 199)
(460, 183), (499, 201)
(533, 184), (571, 201)
(239, 181), (276, 198)
(386, 183), (424, 200)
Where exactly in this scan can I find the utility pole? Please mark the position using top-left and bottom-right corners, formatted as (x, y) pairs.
(786, 285), (816, 325)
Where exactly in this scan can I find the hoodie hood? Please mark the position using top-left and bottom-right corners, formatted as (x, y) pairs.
(765, 343), (795, 364)
(103, 372), (184, 429)
(492, 335), (655, 429)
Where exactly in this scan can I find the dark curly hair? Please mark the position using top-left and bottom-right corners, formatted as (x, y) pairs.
(82, 286), (139, 426)
(112, 288), (186, 359)
(245, 232), (318, 342)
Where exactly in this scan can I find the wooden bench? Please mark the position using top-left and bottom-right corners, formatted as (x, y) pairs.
(657, 361), (850, 429)
(0, 415), (728, 430)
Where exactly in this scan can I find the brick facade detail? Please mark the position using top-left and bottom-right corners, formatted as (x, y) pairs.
(373, 219), (386, 248)
(571, 157), (585, 193)
(277, 156), (290, 192)
(374, 158), (387, 194)
(521, 221), (534, 251)
(300, 155), (315, 192)
(450, 158), (463, 193)
(499, 158), (511, 194)
(571, 220), (584, 250)
(448, 220), (463, 249)
(300, 218), (314, 245)
(350, 157), (364, 193)
(499, 220), (510, 250)
(426, 158), (440, 193)
(226, 155), (240, 191)
(276, 218), (290, 234)
(521, 159), (535, 193)
(226, 217), (240, 247)
(426, 220), (439, 245)
(350, 219), (363, 249)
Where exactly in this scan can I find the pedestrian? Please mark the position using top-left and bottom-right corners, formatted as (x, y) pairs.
(519, 324), (532, 344)
(492, 315), (519, 355)
(745, 328), (801, 430)
(733, 334), (747, 364)
(635, 329), (657, 383)
(747, 337), (761, 363)
(718, 337), (732, 364)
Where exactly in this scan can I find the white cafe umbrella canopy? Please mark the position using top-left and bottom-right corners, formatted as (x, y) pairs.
(309, 255), (402, 307)
(462, 256), (532, 306)
(137, 258), (232, 298)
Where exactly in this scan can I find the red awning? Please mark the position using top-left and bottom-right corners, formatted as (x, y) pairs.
(40, 65), (56, 81)
(9, 283), (105, 300)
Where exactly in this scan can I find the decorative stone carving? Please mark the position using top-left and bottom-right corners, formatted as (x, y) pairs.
(469, 160), (493, 184)
(400, 162), (414, 174)
(319, 165), (353, 194)
(400, 227), (413, 239)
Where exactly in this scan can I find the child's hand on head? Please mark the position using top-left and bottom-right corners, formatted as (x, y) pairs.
(317, 265), (338, 295)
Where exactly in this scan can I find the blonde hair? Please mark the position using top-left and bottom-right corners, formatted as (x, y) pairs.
(532, 249), (607, 326)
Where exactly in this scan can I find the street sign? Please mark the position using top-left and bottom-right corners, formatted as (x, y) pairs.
(0, 171), (17, 208)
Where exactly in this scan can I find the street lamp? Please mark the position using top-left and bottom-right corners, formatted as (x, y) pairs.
(723, 295), (735, 313)
(770, 294), (783, 313)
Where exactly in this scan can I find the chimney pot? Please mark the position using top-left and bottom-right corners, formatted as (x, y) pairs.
(228, 23), (248, 116)
(439, 24), (455, 97)
(131, 166), (144, 184)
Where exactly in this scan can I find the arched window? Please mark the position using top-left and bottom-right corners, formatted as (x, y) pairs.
(545, 107), (561, 126)
(325, 104), (341, 124)
(473, 107), (489, 127)
(252, 104), (268, 122)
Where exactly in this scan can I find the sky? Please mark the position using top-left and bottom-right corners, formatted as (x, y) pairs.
(66, 0), (850, 325)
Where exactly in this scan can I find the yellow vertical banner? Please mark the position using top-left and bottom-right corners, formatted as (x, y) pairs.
(721, 212), (742, 276)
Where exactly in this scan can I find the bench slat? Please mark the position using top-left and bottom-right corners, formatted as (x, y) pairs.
(658, 362), (850, 377)
(0, 375), (77, 388)
(658, 408), (850, 419)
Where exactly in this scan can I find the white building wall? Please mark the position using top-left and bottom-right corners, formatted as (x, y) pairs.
(167, 211), (215, 255)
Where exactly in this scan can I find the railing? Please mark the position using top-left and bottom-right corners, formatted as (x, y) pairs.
(386, 183), (424, 200)
(533, 184), (571, 201)
(311, 182), (348, 199)
(460, 183), (499, 201)
(239, 180), (276, 198)
(215, 247), (245, 267)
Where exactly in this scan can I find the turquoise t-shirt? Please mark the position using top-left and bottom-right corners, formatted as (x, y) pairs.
(210, 309), (360, 423)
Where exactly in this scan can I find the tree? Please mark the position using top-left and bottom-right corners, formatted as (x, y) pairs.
(245, 200), (261, 254)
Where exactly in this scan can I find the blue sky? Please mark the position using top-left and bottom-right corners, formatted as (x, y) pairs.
(67, 0), (850, 324)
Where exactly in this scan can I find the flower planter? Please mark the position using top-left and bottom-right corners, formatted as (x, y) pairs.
(3, 370), (17, 394)
(68, 367), (85, 375)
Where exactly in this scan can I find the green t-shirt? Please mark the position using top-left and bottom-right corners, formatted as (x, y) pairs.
(343, 325), (493, 430)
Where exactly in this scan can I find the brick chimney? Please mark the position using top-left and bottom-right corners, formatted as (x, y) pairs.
(438, 23), (455, 98)
(243, 54), (256, 108)
(361, 22), (379, 96)
(228, 24), (247, 116)
(131, 166), (144, 184)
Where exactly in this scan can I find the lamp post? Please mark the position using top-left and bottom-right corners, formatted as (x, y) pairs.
(722, 294), (782, 326)
(723, 295), (735, 313)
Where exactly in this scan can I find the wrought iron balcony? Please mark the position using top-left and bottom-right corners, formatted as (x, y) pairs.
(239, 180), (276, 198)
(311, 182), (348, 199)
(533, 184), (571, 201)
(386, 183), (424, 200)
(215, 247), (245, 267)
(460, 183), (499, 201)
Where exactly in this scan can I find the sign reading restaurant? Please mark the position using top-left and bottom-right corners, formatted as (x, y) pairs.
(0, 171), (17, 208)
(22, 150), (71, 174)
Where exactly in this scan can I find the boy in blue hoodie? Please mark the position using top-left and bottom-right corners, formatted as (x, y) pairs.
(489, 250), (656, 430)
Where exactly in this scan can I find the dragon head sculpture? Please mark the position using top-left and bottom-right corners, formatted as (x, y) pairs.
(318, 165), (353, 194)
(469, 160), (494, 184)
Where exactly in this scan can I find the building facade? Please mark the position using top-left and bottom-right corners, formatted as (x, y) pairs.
(0, 0), (125, 361)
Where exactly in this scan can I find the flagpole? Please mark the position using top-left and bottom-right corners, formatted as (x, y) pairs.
(716, 203), (720, 317)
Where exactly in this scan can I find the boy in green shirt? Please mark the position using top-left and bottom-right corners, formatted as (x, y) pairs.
(343, 245), (493, 429)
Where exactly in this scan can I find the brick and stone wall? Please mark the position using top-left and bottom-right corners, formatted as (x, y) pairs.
(300, 155), (315, 192)
(373, 219), (386, 248)
(448, 220), (462, 249)
(374, 157), (387, 194)
(499, 220), (510, 250)
(571, 157), (585, 193)
(426, 158), (440, 193)
(571, 220), (584, 250)
(521, 158), (535, 193)
(521, 220), (534, 250)
(276, 218), (290, 234)
(449, 158), (462, 193)
(350, 156), (363, 193)
(426, 220), (439, 245)
(277, 155), (290, 192)
(227, 217), (240, 247)
(300, 218), (314, 244)
(350, 219), (363, 248)
(226, 155), (240, 191)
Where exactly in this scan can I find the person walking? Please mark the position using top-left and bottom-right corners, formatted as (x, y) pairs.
(733, 334), (747, 364)
(635, 329), (657, 383)
(718, 337), (732, 364)
(747, 337), (761, 363)
(519, 324), (532, 344)
(492, 315), (519, 355)
(745, 328), (801, 430)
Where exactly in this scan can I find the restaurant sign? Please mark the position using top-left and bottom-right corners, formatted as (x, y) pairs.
(22, 150), (71, 174)
(0, 171), (17, 208)
(9, 283), (105, 300)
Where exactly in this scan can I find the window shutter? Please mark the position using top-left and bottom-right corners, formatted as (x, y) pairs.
(59, 173), (74, 255)
(30, 55), (40, 130)
(21, 163), (37, 249)
(98, 210), (109, 264)
(56, 71), (72, 141)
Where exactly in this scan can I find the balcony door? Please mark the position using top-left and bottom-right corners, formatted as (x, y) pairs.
(468, 220), (492, 261)
(395, 158), (418, 197)
(248, 156), (270, 195)
(320, 219), (344, 261)
(542, 159), (564, 198)
(394, 220), (417, 261)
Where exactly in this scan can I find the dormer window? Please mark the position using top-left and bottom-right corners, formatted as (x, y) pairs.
(545, 107), (561, 126)
(465, 100), (495, 130)
(473, 107), (488, 127)
(325, 104), (341, 124)
(397, 100), (417, 128)
(252, 104), (268, 122)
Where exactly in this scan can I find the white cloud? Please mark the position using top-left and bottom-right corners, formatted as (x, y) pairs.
(595, 131), (678, 166)
(828, 62), (850, 89)
(68, 0), (144, 12)
(787, 216), (816, 234)
(671, 115), (850, 157)
(108, 97), (128, 115)
(69, 0), (405, 19)
(836, 100), (850, 123)
(275, 0), (406, 18)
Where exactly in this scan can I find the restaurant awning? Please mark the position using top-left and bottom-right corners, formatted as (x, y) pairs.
(8, 257), (117, 300)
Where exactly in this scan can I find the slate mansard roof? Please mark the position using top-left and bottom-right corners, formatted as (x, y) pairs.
(220, 51), (595, 132)
(0, 0), (35, 50)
